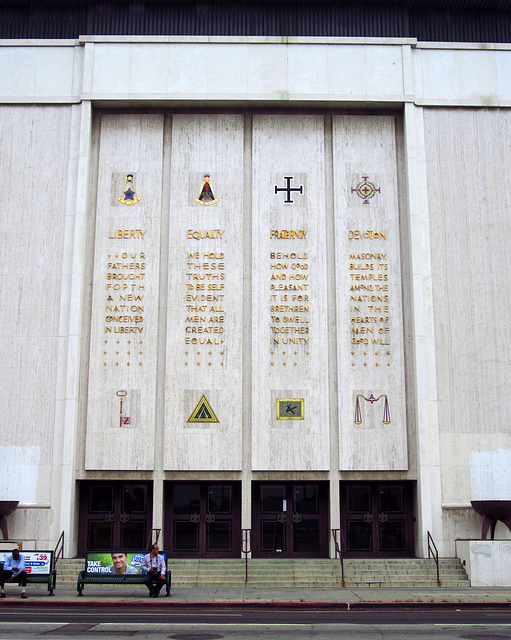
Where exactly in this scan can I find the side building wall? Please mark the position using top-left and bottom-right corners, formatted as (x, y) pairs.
(0, 105), (73, 548)
(424, 108), (511, 545)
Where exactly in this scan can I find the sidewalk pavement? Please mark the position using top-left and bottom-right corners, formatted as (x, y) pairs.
(2, 584), (511, 607)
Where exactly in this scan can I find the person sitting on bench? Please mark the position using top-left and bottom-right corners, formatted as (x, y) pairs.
(0, 548), (28, 598)
(141, 544), (166, 598)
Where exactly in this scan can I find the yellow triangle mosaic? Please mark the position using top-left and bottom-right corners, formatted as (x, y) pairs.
(187, 394), (219, 423)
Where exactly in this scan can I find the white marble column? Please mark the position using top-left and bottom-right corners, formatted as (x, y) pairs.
(50, 101), (92, 555)
(403, 102), (443, 556)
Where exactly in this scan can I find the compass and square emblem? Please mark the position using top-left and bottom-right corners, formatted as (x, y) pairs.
(276, 398), (304, 420)
(187, 394), (219, 423)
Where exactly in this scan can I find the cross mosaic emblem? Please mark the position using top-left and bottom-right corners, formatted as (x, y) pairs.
(274, 176), (304, 204)
(351, 176), (381, 204)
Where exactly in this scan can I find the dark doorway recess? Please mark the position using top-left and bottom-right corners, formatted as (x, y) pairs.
(165, 482), (241, 558)
(340, 481), (414, 558)
(78, 481), (153, 556)
(252, 482), (329, 558)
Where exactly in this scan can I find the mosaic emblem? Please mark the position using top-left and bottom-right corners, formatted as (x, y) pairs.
(274, 176), (304, 204)
(354, 393), (391, 424)
(117, 174), (141, 205)
(195, 175), (218, 205)
(116, 390), (131, 427)
(351, 176), (381, 205)
(187, 394), (219, 423)
(277, 398), (304, 420)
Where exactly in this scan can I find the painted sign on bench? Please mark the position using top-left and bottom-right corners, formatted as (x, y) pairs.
(85, 552), (167, 575)
(0, 551), (52, 575)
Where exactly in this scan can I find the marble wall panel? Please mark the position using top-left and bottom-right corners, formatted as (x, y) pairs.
(6, 507), (53, 548)
(164, 115), (244, 471)
(251, 115), (330, 471)
(458, 541), (511, 587)
(471, 450), (511, 501)
(85, 114), (164, 470)
(424, 109), (511, 503)
(417, 48), (502, 104)
(425, 109), (511, 436)
(5, 41), (511, 107)
(439, 436), (511, 551)
(0, 106), (71, 489)
(440, 434), (511, 505)
(324, 45), (405, 101)
(0, 45), (77, 100)
(0, 446), (40, 502)
(333, 116), (408, 470)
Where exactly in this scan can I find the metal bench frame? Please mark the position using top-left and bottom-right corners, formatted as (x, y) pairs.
(77, 553), (171, 596)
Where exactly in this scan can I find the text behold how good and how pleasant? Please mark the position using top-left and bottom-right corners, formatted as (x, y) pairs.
(269, 229), (310, 366)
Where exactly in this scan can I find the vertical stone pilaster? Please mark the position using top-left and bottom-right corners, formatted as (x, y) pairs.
(403, 103), (443, 556)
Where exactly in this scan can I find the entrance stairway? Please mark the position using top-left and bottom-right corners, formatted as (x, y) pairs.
(54, 557), (470, 589)
(55, 558), (85, 588)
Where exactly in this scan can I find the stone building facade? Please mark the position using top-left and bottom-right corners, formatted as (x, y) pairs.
(1, 33), (510, 563)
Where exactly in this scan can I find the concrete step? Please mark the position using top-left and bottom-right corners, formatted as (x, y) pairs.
(55, 559), (84, 586)
(54, 557), (470, 589)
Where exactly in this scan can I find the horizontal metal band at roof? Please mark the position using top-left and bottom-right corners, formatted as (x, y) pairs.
(2, 0), (511, 7)
(1, 0), (511, 41)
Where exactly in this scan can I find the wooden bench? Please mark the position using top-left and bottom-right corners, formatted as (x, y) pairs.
(0, 550), (56, 596)
(77, 552), (171, 596)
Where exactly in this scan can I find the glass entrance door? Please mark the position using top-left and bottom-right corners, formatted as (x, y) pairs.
(340, 482), (414, 557)
(166, 482), (241, 558)
(252, 482), (329, 557)
(78, 482), (152, 555)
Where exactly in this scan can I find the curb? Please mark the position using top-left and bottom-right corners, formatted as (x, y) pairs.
(1, 600), (511, 609)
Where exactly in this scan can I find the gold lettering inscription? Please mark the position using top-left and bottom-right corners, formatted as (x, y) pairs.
(269, 235), (311, 353)
(348, 239), (392, 357)
(270, 229), (308, 240)
(270, 253), (308, 259)
(348, 230), (387, 240)
(183, 246), (227, 355)
(186, 229), (225, 240)
(108, 229), (147, 239)
(102, 243), (148, 350)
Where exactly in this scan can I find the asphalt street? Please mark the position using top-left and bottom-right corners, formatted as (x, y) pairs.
(1, 585), (511, 640)
(1, 607), (511, 625)
(1, 619), (511, 640)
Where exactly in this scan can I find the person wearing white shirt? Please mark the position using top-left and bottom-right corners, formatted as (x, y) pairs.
(0, 548), (27, 598)
(141, 544), (166, 597)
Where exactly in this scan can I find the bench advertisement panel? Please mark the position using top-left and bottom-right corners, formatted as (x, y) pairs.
(0, 551), (52, 575)
(86, 552), (167, 574)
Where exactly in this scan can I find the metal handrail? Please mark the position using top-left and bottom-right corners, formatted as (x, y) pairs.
(146, 528), (161, 550)
(242, 528), (251, 583)
(331, 529), (346, 587)
(53, 530), (65, 569)
(427, 530), (441, 586)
